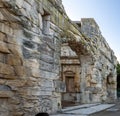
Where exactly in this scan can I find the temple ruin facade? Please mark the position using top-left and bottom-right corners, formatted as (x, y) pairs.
(0, 0), (117, 115)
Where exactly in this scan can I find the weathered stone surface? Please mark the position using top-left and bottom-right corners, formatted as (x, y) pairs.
(0, 32), (5, 41)
(14, 66), (25, 76)
(24, 59), (39, 68)
(0, 41), (10, 53)
(0, 0), (117, 116)
(54, 80), (66, 92)
(10, 112), (24, 116)
(6, 80), (27, 88)
(0, 91), (13, 98)
(6, 54), (22, 66)
(0, 63), (14, 75)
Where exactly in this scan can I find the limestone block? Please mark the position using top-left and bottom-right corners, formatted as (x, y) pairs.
(6, 80), (27, 88)
(82, 91), (91, 103)
(0, 22), (4, 32)
(92, 87), (102, 94)
(31, 68), (40, 78)
(39, 70), (57, 79)
(37, 2), (44, 15)
(6, 54), (22, 66)
(42, 19), (50, 35)
(8, 44), (21, 56)
(0, 53), (5, 63)
(0, 41), (10, 53)
(5, 35), (17, 44)
(9, 104), (22, 111)
(32, 36), (42, 44)
(0, 63), (14, 75)
(14, 66), (25, 76)
(1, 75), (17, 80)
(54, 80), (66, 92)
(40, 86), (55, 92)
(0, 22), (13, 35)
(0, 2), (4, 8)
(49, 28), (55, 35)
(0, 112), (9, 116)
(23, 1), (31, 11)
(29, 90), (52, 96)
(107, 77), (116, 84)
(0, 91), (13, 98)
(39, 54), (54, 64)
(25, 0), (34, 5)
(0, 32), (5, 41)
(92, 94), (101, 102)
(19, 8), (28, 18)
(40, 60), (54, 71)
(25, 79), (37, 86)
(0, 79), (6, 84)
(0, 85), (11, 91)
(38, 79), (54, 88)
(28, 49), (40, 59)
(38, 13), (43, 30)
(86, 87), (102, 94)
(10, 111), (24, 116)
(91, 69), (102, 84)
(24, 59), (39, 68)
(91, 78), (97, 84)
(16, 88), (29, 96)
(16, 0), (23, 8)
(8, 97), (20, 105)
(51, 97), (61, 112)
(22, 46), (32, 59)
(45, 35), (54, 43)
(23, 39), (35, 49)
(23, 102), (34, 108)
(39, 97), (52, 112)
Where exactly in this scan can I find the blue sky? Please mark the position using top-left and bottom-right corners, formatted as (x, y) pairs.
(62, 0), (120, 62)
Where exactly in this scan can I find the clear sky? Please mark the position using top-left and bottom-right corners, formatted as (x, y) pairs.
(62, 0), (120, 62)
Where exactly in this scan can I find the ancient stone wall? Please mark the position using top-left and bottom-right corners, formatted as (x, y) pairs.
(0, 0), (117, 115)
(79, 19), (117, 103)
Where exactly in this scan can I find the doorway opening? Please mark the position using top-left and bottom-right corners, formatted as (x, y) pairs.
(60, 43), (81, 108)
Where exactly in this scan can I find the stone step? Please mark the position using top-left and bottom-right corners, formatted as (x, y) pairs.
(51, 104), (115, 116)
(61, 103), (101, 112)
(63, 104), (115, 115)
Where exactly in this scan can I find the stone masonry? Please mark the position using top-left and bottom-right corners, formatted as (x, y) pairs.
(0, 0), (117, 115)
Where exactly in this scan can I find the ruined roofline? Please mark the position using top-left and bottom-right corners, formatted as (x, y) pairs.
(72, 18), (100, 31)
(81, 18), (100, 28)
(72, 18), (99, 26)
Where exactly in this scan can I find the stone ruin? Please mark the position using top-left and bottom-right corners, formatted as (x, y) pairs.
(0, 0), (117, 115)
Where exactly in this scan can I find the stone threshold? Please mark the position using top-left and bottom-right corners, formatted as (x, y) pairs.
(61, 103), (101, 112)
(51, 103), (115, 116)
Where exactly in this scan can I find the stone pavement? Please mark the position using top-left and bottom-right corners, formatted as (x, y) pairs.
(90, 101), (120, 116)
(51, 103), (115, 116)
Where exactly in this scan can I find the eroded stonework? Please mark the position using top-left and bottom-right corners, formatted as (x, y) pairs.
(0, 0), (117, 115)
